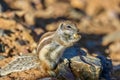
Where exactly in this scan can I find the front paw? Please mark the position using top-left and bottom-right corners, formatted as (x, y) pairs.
(50, 62), (58, 70)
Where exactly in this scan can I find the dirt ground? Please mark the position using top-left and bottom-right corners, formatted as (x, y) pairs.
(0, 0), (120, 80)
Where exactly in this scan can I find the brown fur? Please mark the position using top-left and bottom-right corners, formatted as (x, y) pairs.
(37, 32), (54, 54)
(39, 32), (54, 41)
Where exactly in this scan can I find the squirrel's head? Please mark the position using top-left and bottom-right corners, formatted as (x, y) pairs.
(56, 21), (81, 46)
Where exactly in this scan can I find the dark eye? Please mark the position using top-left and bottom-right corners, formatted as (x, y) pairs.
(66, 25), (71, 28)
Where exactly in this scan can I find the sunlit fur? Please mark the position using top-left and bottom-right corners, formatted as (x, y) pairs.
(37, 21), (81, 70)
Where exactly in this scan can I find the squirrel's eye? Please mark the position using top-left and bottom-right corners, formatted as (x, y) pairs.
(66, 26), (71, 28)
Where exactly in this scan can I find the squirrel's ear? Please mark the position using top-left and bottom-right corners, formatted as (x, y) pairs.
(57, 23), (64, 34)
(58, 23), (64, 30)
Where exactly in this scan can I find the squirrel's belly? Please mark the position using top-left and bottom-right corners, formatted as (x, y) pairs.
(39, 43), (65, 69)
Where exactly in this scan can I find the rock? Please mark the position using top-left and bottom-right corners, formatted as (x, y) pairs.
(97, 55), (112, 80)
(109, 41), (120, 54)
(46, 23), (57, 31)
(70, 0), (86, 10)
(102, 31), (120, 46)
(78, 18), (118, 34)
(34, 28), (44, 35)
(70, 56), (101, 80)
(108, 41), (120, 66)
(56, 55), (102, 80)
(4, 0), (33, 11)
(0, 18), (16, 30)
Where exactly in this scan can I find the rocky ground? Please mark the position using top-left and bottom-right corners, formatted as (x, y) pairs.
(0, 0), (120, 80)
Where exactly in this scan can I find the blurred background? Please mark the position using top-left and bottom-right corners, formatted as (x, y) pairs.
(0, 0), (120, 79)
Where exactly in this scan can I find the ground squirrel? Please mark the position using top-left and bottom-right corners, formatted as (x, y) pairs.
(0, 21), (81, 76)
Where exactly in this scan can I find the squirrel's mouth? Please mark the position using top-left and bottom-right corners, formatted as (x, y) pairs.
(68, 33), (81, 43)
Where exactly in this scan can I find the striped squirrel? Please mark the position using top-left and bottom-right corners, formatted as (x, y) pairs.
(0, 21), (81, 76)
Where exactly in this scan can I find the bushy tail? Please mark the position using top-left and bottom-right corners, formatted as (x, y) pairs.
(0, 55), (39, 76)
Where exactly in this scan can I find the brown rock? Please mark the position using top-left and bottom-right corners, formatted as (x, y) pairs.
(46, 23), (57, 31)
(70, 0), (86, 10)
(34, 28), (44, 35)
(0, 18), (16, 30)
(102, 31), (120, 46)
